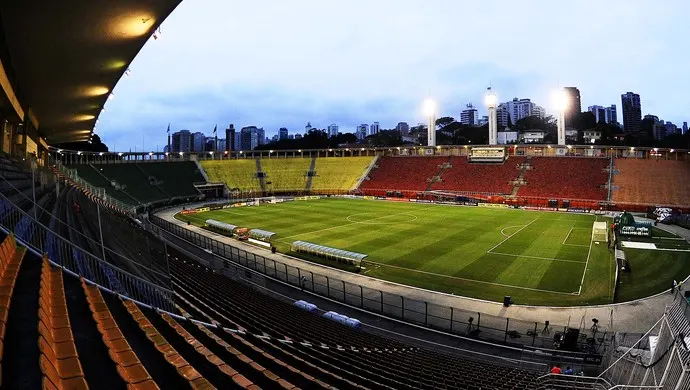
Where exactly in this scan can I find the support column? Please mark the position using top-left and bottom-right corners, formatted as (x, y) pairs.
(558, 109), (566, 146)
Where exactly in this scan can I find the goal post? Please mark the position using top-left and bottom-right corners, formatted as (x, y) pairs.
(592, 221), (608, 242)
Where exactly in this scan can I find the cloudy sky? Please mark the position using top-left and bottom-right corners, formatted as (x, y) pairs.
(98, 0), (690, 151)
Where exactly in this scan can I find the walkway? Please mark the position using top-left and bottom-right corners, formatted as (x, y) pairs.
(156, 204), (683, 333)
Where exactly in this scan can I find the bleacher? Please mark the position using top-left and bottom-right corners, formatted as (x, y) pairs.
(612, 159), (690, 207)
(310, 156), (374, 192)
(431, 156), (525, 194)
(519, 157), (609, 201)
(360, 156), (448, 192)
(67, 162), (204, 206)
(260, 158), (312, 192)
(201, 159), (263, 192)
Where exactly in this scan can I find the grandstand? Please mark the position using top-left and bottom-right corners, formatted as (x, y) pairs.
(519, 157), (610, 201)
(431, 156), (525, 194)
(260, 157), (312, 192)
(360, 156), (449, 192)
(201, 159), (263, 192)
(65, 162), (204, 206)
(310, 156), (375, 192)
(612, 159), (690, 207)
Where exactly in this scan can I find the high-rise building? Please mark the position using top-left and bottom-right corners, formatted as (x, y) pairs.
(171, 130), (192, 153)
(327, 124), (339, 137)
(606, 105), (617, 125)
(240, 126), (260, 150)
(683, 122), (688, 134)
(499, 98), (544, 127)
(357, 124), (368, 140)
(294, 133), (302, 140)
(192, 132), (205, 152)
(563, 87), (581, 128)
(644, 115), (666, 140)
(460, 103), (478, 126)
(257, 128), (265, 146)
(225, 124), (235, 151)
(217, 139), (226, 151)
(279, 127), (289, 140)
(664, 121), (678, 135)
(369, 122), (380, 135)
(621, 92), (642, 133)
(588, 105), (618, 124)
(478, 116), (489, 126)
(395, 122), (410, 135)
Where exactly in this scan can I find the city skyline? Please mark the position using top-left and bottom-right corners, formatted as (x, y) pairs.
(94, 0), (690, 151)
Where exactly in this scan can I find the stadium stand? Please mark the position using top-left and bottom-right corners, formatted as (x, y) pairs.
(360, 156), (449, 192)
(310, 156), (374, 192)
(612, 159), (690, 207)
(201, 160), (263, 192)
(519, 157), (610, 201)
(260, 158), (312, 192)
(431, 156), (525, 194)
(66, 162), (204, 206)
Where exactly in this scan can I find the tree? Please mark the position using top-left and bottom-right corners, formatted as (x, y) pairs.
(435, 116), (456, 129)
(364, 130), (404, 147)
(571, 112), (596, 131)
(55, 133), (109, 152)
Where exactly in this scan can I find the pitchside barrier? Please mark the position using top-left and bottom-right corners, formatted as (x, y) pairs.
(151, 214), (613, 359)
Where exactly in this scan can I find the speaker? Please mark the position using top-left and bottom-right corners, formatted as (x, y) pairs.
(503, 296), (511, 307)
(563, 328), (580, 351)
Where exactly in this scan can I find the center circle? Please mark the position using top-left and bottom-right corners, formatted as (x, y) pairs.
(346, 212), (418, 224)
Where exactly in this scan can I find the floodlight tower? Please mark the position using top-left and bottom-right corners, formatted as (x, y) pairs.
(485, 87), (498, 145)
(553, 89), (569, 146)
(423, 98), (436, 147)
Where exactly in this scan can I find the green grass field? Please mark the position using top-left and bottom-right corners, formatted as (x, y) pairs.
(177, 198), (690, 306)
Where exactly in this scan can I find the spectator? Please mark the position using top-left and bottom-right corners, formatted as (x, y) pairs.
(551, 364), (562, 374)
(563, 367), (574, 375)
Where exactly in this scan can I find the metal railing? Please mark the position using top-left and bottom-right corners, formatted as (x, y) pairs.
(150, 214), (612, 359)
(56, 164), (137, 214)
(0, 182), (175, 311)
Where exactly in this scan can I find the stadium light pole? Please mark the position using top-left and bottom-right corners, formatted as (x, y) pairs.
(485, 87), (498, 145)
(423, 98), (436, 147)
(552, 89), (569, 146)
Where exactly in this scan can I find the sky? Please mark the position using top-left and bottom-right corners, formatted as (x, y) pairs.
(97, 0), (690, 151)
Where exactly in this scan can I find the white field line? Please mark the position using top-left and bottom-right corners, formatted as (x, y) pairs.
(577, 217), (598, 295)
(486, 218), (539, 253)
(276, 211), (416, 242)
(488, 252), (587, 264)
(363, 261), (577, 295)
(500, 225), (526, 238)
(562, 228), (574, 245)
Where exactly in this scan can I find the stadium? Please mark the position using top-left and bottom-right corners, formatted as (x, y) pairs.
(0, 2), (689, 390)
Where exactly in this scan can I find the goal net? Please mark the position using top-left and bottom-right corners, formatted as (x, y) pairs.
(592, 221), (608, 242)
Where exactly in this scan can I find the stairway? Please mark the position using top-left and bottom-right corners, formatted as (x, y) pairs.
(304, 156), (317, 193)
(424, 155), (453, 192)
(255, 158), (266, 193)
(510, 156), (531, 197)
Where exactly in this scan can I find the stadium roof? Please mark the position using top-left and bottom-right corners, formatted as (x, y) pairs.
(0, 0), (181, 144)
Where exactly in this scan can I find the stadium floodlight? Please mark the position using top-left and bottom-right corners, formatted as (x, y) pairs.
(422, 98), (436, 117)
(484, 88), (498, 108)
(99, 152), (104, 156)
(179, 151), (183, 156)
(269, 150), (274, 153)
(670, 149), (675, 153)
(165, 152), (169, 156)
(653, 148), (658, 152)
(298, 149), (302, 152)
(118, 152), (123, 156)
(209, 151), (214, 155)
(149, 152), (153, 156)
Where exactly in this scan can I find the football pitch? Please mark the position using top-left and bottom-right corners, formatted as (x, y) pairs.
(177, 198), (690, 306)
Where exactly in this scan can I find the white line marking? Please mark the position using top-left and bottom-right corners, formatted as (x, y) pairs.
(562, 227), (573, 245)
(488, 252), (587, 264)
(577, 220), (597, 295)
(486, 218), (539, 253)
(500, 225), (525, 238)
(363, 261), (576, 295)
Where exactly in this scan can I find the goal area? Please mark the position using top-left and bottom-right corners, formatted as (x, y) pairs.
(592, 221), (608, 242)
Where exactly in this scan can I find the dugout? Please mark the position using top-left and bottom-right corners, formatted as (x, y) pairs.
(248, 229), (276, 243)
(291, 240), (367, 267)
(205, 219), (239, 234)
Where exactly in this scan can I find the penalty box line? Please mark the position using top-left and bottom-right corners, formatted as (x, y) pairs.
(364, 261), (578, 295)
(486, 217), (539, 254)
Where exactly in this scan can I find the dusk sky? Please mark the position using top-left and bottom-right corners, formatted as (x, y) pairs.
(98, 0), (689, 151)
